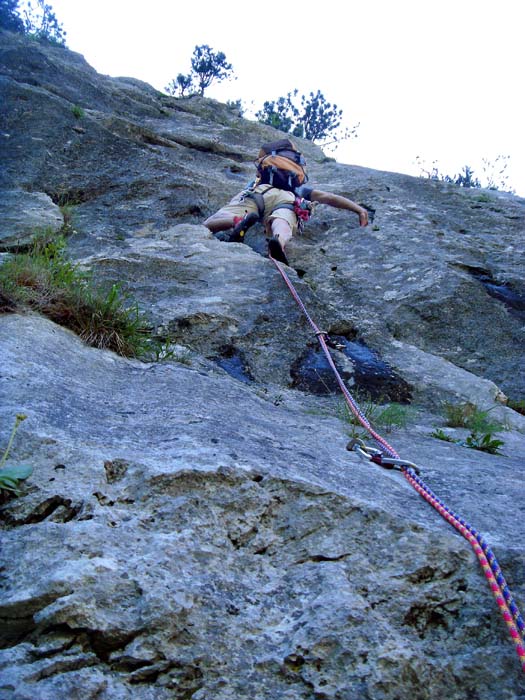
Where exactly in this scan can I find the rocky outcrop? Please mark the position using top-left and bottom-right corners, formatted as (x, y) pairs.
(2, 313), (525, 699)
(1, 29), (524, 699)
(0, 190), (63, 248)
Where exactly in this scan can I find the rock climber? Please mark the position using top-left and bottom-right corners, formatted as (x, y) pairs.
(203, 138), (369, 265)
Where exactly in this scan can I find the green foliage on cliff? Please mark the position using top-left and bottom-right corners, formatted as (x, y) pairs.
(0, 0), (25, 32)
(416, 155), (514, 193)
(0, 414), (32, 497)
(165, 44), (233, 97)
(431, 401), (506, 454)
(255, 89), (359, 146)
(0, 0), (66, 45)
(0, 232), (152, 357)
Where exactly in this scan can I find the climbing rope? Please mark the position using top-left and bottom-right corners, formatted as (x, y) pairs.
(269, 253), (398, 458)
(269, 254), (525, 673)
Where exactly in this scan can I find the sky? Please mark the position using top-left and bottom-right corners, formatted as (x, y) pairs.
(42, 0), (525, 196)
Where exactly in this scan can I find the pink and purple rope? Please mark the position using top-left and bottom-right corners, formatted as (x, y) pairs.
(270, 255), (525, 671)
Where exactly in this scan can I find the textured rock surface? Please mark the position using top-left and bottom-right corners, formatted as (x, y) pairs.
(1, 29), (525, 699)
(2, 314), (525, 700)
(0, 190), (63, 249)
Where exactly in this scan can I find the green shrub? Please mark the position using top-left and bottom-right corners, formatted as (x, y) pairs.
(71, 105), (84, 119)
(431, 429), (504, 455)
(22, 0), (66, 46)
(0, 232), (152, 358)
(340, 392), (415, 439)
(464, 432), (504, 455)
(416, 155), (515, 193)
(255, 89), (359, 147)
(374, 402), (415, 433)
(430, 428), (456, 443)
(432, 401), (506, 455)
(508, 398), (525, 416)
(0, 0), (25, 32)
(443, 401), (504, 434)
(165, 45), (233, 97)
(59, 203), (76, 233)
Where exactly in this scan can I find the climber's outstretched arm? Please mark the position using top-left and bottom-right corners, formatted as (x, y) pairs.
(310, 189), (369, 227)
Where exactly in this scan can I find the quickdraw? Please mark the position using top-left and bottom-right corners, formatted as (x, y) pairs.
(268, 253), (525, 673)
(293, 197), (314, 234)
(346, 437), (420, 474)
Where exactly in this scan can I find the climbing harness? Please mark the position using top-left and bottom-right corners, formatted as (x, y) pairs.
(238, 185), (314, 236)
(272, 196), (314, 234)
(239, 185), (268, 221)
(268, 252), (525, 673)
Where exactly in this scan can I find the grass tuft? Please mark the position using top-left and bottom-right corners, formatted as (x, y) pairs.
(0, 231), (152, 358)
(507, 398), (525, 416)
(432, 401), (506, 454)
(339, 390), (415, 440)
(443, 401), (504, 434)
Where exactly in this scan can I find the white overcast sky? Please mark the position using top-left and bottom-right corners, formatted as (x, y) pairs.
(45, 0), (524, 196)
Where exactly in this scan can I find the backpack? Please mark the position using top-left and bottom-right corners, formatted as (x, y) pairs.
(255, 138), (308, 193)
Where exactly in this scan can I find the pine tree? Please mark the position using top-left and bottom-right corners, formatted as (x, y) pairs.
(0, 0), (25, 32)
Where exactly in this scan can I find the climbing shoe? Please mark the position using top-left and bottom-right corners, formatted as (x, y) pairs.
(229, 212), (259, 243)
(268, 237), (289, 266)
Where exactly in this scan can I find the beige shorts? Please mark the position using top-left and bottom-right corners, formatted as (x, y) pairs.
(216, 184), (298, 235)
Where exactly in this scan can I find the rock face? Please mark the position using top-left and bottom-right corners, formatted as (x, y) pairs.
(1, 29), (525, 699)
(0, 190), (63, 248)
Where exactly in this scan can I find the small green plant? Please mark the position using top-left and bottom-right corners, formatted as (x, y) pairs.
(443, 401), (472, 428)
(226, 99), (244, 116)
(150, 340), (192, 365)
(473, 193), (491, 203)
(374, 403), (414, 433)
(340, 392), (414, 439)
(0, 414), (33, 496)
(273, 393), (284, 406)
(443, 401), (504, 434)
(430, 428), (456, 443)
(59, 203), (76, 234)
(432, 401), (506, 455)
(431, 428), (505, 454)
(464, 432), (504, 455)
(52, 186), (84, 208)
(165, 73), (195, 97)
(71, 105), (84, 119)
(0, 232), (152, 358)
(338, 391), (375, 440)
(507, 398), (525, 416)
